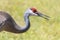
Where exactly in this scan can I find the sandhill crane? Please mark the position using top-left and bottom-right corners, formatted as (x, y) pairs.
(0, 7), (50, 33)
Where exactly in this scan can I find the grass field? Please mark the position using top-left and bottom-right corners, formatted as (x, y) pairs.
(0, 0), (60, 40)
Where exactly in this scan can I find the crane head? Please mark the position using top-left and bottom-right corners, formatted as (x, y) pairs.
(25, 7), (50, 20)
(30, 7), (50, 20)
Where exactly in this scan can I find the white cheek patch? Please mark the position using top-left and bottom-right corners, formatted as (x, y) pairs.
(28, 9), (38, 16)
(31, 13), (37, 16)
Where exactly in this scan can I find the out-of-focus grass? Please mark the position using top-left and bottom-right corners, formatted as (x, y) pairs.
(0, 0), (60, 40)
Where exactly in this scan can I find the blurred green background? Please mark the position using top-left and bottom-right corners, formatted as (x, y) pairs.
(0, 0), (60, 40)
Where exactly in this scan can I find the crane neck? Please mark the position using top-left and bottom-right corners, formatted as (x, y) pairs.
(14, 13), (30, 33)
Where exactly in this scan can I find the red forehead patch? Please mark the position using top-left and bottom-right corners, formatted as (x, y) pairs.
(30, 7), (37, 13)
